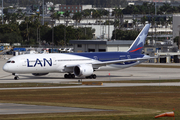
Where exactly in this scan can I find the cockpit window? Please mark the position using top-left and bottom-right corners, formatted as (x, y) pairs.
(7, 61), (11, 63)
(6, 60), (15, 63)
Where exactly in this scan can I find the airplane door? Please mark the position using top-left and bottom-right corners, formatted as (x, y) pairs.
(53, 58), (57, 66)
(21, 58), (26, 67)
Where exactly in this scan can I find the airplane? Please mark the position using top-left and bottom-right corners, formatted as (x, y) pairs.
(3, 24), (156, 80)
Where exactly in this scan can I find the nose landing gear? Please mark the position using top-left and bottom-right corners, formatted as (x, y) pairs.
(12, 73), (19, 80)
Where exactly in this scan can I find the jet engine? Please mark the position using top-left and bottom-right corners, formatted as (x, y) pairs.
(73, 64), (93, 77)
(32, 73), (49, 76)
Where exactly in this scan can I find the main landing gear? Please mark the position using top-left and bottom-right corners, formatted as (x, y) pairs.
(12, 73), (19, 80)
(64, 73), (97, 79)
(64, 73), (75, 79)
(86, 74), (96, 79)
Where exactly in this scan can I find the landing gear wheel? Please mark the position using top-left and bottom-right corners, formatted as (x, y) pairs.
(14, 76), (19, 80)
(71, 74), (75, 78)
(92, 74), (96, 79)
(64, 74), (75, 79)
(86, 74), (97, 79)
(12, 73), (19, 80)
(64, 74), (68, 78)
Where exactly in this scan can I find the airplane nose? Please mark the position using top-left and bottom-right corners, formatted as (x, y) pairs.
(3, 64), (9, 72)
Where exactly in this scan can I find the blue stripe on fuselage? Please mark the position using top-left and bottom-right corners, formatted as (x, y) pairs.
(68, 52), (144, 65)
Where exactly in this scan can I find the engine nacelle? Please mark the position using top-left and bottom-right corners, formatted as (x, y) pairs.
(32, 73), (49, 76)
(73, 64), (93, 77)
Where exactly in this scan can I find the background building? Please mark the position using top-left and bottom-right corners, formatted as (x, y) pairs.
(173, 14), (180, 39)
(69, 40), (133, 53)
(59, 5), (92, 13)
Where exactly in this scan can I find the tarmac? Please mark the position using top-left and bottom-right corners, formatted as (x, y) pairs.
(1, 55), (180, 115)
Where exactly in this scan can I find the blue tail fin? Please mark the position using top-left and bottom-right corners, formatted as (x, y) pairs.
(127, 24), (150, 54)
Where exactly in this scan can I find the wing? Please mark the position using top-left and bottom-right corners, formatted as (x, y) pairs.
(93, 56), (157, 66)
(64, 56), (157, 69)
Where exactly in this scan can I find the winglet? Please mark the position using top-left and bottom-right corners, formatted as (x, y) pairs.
(127, 24), (150, 54)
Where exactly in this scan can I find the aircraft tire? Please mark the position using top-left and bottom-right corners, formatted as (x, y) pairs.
(92, 74), (96, 79)
(71, 74), (75, 78)
(64, 74), (75, 79)
(14, 76), (19, 80)
(64, 74), (68, 78)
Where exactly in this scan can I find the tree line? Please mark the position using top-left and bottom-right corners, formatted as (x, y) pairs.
(0, 2), (178, 46)
(1, 0), (127, 8)
(0, 13), (95, 46)
(122, 2), (180, 14)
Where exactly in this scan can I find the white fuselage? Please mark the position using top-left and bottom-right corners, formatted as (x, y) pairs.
(3, 53), (140, 74)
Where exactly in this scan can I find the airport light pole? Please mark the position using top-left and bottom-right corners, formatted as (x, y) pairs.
(52, 23), (54, 45)
(2, 0), (3, 24)
(42, 0), (44, 25)
(108, 8), (110, 40)
(154, 1), (157, 44)
(178, 25), (180, 49)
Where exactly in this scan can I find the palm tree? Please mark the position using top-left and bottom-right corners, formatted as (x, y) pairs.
(24, 16), (30, 41)
(101, 9), (109, 17)
(50, 12), (61, 26)
(63, 11), (71, 26)
(112, 8), (123, 29)
(4, 13), (11, 23)
(82, 9), (91, 35)
(82, 9), (91, 23)
(72, 12), (82, 26)
(92, 9), (103, 24)
(132, 19), (138, 30)
(113, 19), (119, 40)
(82, 9), (91, 19)
(10, 13), (19, 24)
(159, 3), (172, 14)
(32, 13), (42, 45)
(50, 12), (56, 45)
(140, 16), (147, 26)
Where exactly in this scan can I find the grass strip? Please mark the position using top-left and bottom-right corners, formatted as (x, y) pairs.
(0, 86), (179, 119)
(0, 79), (180, 88)
(0, 113), (165, 120)
(0, 83), (80, 88)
